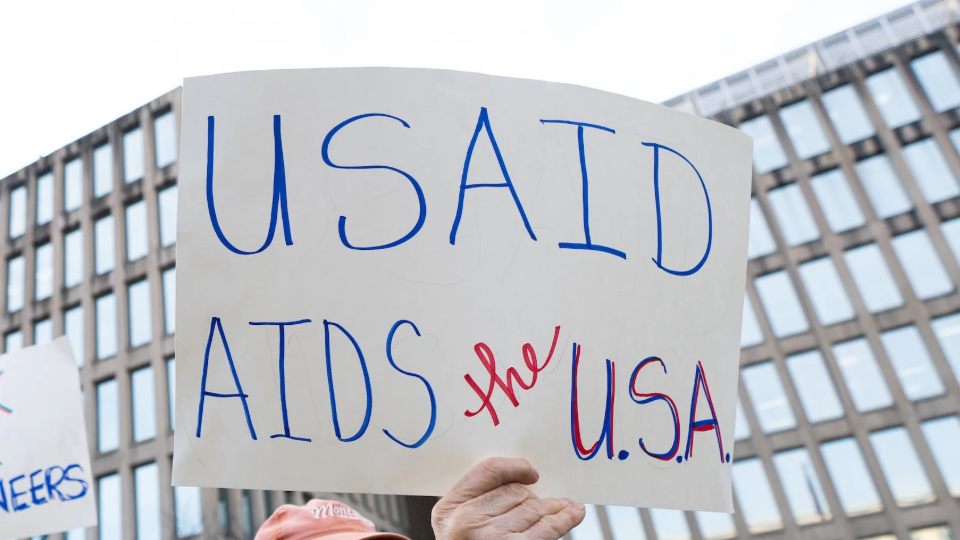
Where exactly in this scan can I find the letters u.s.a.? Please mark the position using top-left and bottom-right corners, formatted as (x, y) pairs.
(172, 67), (754, 512)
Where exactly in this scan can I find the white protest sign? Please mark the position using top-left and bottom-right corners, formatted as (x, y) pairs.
(0, 338), (96, 537)
(172, 68), (753, 511)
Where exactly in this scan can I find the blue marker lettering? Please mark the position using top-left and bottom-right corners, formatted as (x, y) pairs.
(9, 474), (27, 511)
(643, 142), (712, 275)
(383, 320), (436, 449)
(61, 464), (89, 501)
(322, 114), (427, 250)
(196, 317), (257, 440)
(450, 107), (537, 245)
(629, 357), (680, 461)
(249, 319), (313, 442)
(46, 466), (67, 502)
(540, 120), (624, 259)
(206, 115), (293, 255)
(684, 361), (726, 463)
(28, 469), (46, 506)
(569, 344), (617, 460)
(323, 320), (373, 442)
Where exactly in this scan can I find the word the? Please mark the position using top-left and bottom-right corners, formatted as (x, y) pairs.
(0, 464), (88, 513)
(463, 326), (561, 426)
(205, 108), (712, 276)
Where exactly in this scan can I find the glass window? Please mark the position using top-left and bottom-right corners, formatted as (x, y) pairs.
(242, 490), (254, 539)
(833, 337), (895, 412)
(168, 357), (176, 431)
(892, 229), (953, 299)
(98, 473), (122, 540)
(767, 184), (820, 246)
(66, 528), (86, 540)
(742, 361), (796, 433)
(911, 526), (954, 540)
(34, 318), (52, 345)
(155, 112), (178, 169)
(867, 68), (922, 128)
(931, 313), (960, 383)
(94, 143), (113, 198)
(163, 268), (176, 334)
(811, 170), (865, 233)
(880, 325), (944, 401)
(219, 488), (230, 534)
(606, 506), (646, 540)
(124, 127), (145, 183)
(779, 100), (831, 159)
(822, 84), (875, 144)
(856, 154), (913, 218)
(5, 330), (22, 353)
(735, 399), (751, 440)
(754, 271), (809, 338)
(741, 294), (763, 347)
(64, 228), (84, 289)
(7, 255), (24, 313)
(695, 512), (736, 540)
(869, 427), (935, 507)
(97, 379), (119, 452)
(64, 157), (83, 212)
(902, 139), (960, 204)
(65, 305), (84, 366)
(940, 217), (960, 269)
(126, 200), (148, 261)
(732, 458), (782, 533)
(36, 172), (53, 225)
(649, 508), (690, 540)
(786, 350), (843, 423)
(569, 504), (603, 540)
(96, 293), (117, 360)
(844, 243), (903, 313)
(9, 185), (26, 239)
(132, 366), (157, 442)
(748, 198), (776, 259)
(134, 462), (161, 540)
(94, 215), (115, 275)
(740, 115), (788, 174)
(159, 185), (178, 248)
(128, 279), (153, 348)
(798, 257), (855, 326)
(175, 485), (203, 538)
(821, 437), (883, 515)
(912, 51), (960, 112)
(952, 127), (960, 156)
(773, 447), (832, 524)
(920, 416), (960, 497)
(35, 242), (53, 300)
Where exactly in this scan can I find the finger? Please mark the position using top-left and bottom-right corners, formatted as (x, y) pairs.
(523, 502), (586, 540)
(459, 482), (537, 517)
(440, 458), (539, 506)
(497, 497), (574, 532)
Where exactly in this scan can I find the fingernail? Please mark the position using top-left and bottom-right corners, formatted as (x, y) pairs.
(574, 502), (585, 511)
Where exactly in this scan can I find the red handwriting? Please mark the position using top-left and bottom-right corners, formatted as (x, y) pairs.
(463, 326), (561, 426)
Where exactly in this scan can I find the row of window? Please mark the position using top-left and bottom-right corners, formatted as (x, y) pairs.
(748, 138), (960, 261)
(9, 111), (177, 240)
(96, 357), (175, 453)
(4, 265), (174, 368)
(741, 50), (960, 174)
(5, 184), (177, 314)
(96, 462), (201, 540)
(728, 420), (959, 534)
(571, 503), (953, 540)
(745, 219), (960, 341)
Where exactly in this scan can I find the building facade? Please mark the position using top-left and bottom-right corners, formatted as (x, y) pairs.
(570, 1), (960, 540)
(7, 1), (960, 540)
(0, 90), (436, 540)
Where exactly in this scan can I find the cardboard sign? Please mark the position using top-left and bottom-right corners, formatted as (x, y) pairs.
(0, 338), (97, 537)
(172, 68), (753, 511)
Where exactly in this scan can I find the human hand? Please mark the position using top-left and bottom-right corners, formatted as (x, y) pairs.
(431, 457), (586, 540)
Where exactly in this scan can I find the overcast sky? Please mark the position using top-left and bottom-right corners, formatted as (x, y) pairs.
(0, 0), (915, 178)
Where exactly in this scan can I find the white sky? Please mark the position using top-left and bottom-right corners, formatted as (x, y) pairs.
(0, 0), (915, 178)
